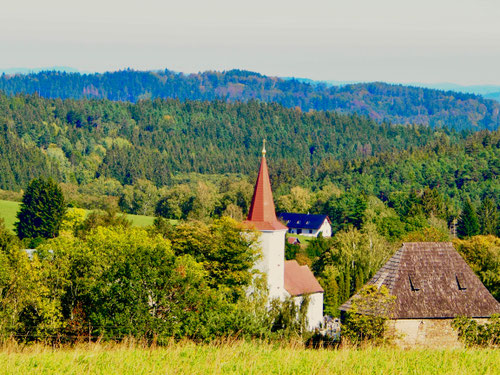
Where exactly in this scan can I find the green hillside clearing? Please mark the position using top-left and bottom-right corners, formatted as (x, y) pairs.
(0, 200), (155, 232)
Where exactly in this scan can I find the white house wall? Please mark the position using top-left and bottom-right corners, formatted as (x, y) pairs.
(287, 219), (332, 238)
(318, 220), (332, 237)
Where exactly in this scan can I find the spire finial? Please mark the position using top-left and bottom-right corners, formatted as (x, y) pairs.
(262, 139), (266, 156)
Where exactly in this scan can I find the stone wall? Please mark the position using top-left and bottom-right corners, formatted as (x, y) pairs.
(388, 319), (462, 348)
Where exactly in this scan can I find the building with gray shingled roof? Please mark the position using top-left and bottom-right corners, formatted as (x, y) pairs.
(340, 242), (500, 347)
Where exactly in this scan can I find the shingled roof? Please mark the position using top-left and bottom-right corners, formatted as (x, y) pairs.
(284, 260), (324, 296)
(339, 242), (500, 319)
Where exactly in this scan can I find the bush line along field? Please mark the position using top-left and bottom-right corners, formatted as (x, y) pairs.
(0, 341), (498, 375)
(0, 200), (154, 232)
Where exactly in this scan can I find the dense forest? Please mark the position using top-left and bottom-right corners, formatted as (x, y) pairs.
(0, 92), (498, 222)
(0, 92), (452, 191)
(1, 69), (499, 131)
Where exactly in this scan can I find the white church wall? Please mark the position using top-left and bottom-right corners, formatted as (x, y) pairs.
(290, 293), (324, 331)
(255, 228), (287, 300)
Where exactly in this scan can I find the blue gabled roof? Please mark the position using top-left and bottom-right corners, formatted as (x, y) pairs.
(278, 212), (330, 230)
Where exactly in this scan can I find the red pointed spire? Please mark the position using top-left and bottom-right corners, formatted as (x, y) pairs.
(245, 141), (288, 231)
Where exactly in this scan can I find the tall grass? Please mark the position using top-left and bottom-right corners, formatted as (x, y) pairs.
(0, 340), (498, 374)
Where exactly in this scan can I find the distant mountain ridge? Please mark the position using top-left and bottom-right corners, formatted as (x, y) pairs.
(0, 69), (499, 131)
(0, 66), (81, 75)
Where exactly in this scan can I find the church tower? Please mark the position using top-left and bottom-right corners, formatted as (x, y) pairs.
(245, 141), (288, 299)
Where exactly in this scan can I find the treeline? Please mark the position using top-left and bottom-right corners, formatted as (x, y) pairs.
(0, 92), (450, 191)
(0, 91), (497, 227)
(1, 69), (499, 131)
(0, 213), (316, 342)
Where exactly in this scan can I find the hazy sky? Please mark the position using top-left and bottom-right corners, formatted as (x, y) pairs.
(1, 0), (499, 84)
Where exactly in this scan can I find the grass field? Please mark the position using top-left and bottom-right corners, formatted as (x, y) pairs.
(0, 341), (498, 375)
(0, 200), (155, 232)
(0, 200), (19, 232)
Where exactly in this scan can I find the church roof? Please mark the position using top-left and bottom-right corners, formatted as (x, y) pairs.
(284, 260), (324, 296)
(244, 146), (287, 231)
(339, 242), (500, 319)
(278, 213), (330, 230)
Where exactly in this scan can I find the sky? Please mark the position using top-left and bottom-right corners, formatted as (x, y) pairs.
(1, 0), (499, 85)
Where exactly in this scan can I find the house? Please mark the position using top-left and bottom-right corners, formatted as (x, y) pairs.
(339, 242), (500, 347)
(278, 212), (332, 237)
(286, 237), (301, 245)
(244, 143), (324, 330)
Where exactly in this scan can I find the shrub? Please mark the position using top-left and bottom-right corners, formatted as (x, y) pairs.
(452, 315), (500, 347)
(341, 285), (395, 345)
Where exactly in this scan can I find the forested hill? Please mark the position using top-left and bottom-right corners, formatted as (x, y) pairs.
(0, 92), (459, 191)
(1, 70), (499, 131)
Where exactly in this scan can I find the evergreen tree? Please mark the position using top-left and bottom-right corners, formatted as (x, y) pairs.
(457, 199), (480, 238)
(478, 197), (499, 235)
(15, 178), (66, 240)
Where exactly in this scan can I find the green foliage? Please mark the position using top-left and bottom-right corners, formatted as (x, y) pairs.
(164, 217), (260, 300)
(119, 179), (162, 216)
(478, 197), (499, 236)
(285, 242), (300, 260)
(75, 209), (131, 237)
(313, 228), (394, 316)
(269, 296), (310, 338)
(453, 235), (500, 300)
(315, 192), (367, 234)
(277, 187), (313, 213)
(15, 178), (66, 240)
(0, 220), (312, 343)
(341, 285), (396, 345)
(155, 185), (195, 220)
(458, 199), (480, 238)
(0, 91), (457, 192)
(402, 227), (450, 242)
(60, 207), (86, 233)
(452, 315), (500, 347)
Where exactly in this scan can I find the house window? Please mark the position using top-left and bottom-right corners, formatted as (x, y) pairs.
(309, 230), (312, 234)
(456, 273), (467, 290)
(306, 221), (310, 225)
(297, 229), (302, 234)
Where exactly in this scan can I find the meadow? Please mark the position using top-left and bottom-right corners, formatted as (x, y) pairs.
(0, 340), (498, 375)
(0, 200), (155, 232)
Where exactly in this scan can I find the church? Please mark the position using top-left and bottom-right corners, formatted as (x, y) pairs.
(244, 143), (324, 330)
